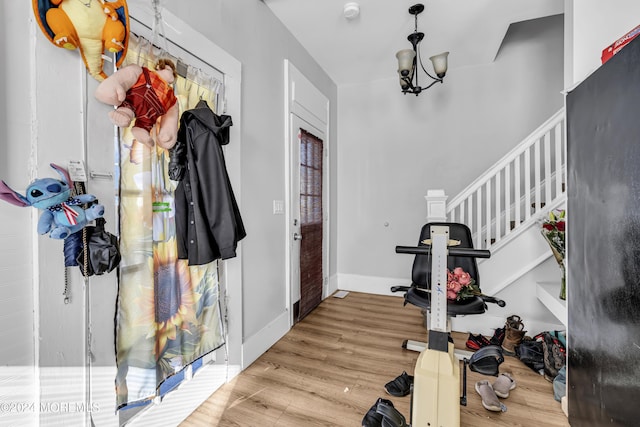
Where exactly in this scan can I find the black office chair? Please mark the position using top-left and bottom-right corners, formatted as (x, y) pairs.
(392, 222), (505, 317)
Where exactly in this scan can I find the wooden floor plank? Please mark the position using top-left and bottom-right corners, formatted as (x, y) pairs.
(181, 292), (569, 426)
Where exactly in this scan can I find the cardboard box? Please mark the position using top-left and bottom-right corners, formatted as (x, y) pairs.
(602, 24), (640, 64)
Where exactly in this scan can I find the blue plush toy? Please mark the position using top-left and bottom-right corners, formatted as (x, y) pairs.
(0, 163), (105, 239)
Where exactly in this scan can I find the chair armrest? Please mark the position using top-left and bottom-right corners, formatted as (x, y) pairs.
(479, 295), (506, 307)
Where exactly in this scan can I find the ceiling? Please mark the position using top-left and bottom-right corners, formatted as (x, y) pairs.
(263, 0), (564, 86)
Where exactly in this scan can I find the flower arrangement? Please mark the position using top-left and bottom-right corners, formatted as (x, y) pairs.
(447, 267), (481, 301)
(541, 209), (566, 300)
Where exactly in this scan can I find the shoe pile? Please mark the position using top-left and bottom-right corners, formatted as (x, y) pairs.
(475, 372), (516, 412)
(501, 315), (526, 356)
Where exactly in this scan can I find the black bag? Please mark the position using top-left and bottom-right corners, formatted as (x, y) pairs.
(515, 338), (545, 374)
(76, 217), (121, 276)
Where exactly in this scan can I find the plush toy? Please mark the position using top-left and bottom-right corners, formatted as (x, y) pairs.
(0, 164), (105, 240)
(32, 0), (130, 81)
(94, 59), (179, 149)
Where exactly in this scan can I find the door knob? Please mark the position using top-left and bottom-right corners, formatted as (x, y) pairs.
(293, 233), (303, 241)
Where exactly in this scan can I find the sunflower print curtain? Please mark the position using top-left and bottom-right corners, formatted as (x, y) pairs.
(115, 35), (226, 410)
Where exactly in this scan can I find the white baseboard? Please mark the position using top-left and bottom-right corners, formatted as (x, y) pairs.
(336, 273), (410, 296)
(325, 273), (339, 298)
(242, 310), (290, 368)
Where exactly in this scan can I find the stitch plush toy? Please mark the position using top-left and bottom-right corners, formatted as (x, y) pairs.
(0, 164), (105, 240)
(94, 59), (179, 149)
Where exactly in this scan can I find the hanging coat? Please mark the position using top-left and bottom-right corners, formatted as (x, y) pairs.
(169, 99), (246, 265)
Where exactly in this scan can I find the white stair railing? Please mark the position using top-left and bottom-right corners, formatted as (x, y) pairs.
(446, 108), (566, 250)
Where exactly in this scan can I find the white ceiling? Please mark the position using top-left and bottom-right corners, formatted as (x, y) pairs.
(263, 0), (564, 86)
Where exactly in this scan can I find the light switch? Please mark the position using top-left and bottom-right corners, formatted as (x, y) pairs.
(273, 200), (284, 215)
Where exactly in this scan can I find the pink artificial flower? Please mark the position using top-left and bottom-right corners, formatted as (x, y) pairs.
(447, 290), (458, 300)
(452, 281), (462, 293)
(447, 279), (462, 292)
(447, 270), (455, 283)
(453, 267), (465, 277)
(457, 270), (472, 286)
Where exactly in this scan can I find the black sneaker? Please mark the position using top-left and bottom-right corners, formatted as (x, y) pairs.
(362, 398), (394, 427)
(466, 333), (492, 350)
(490, 327), (506, 346)
(384, 371), (414, 397)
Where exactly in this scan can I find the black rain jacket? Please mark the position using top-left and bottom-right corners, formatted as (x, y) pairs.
(169, 100), (246, 265)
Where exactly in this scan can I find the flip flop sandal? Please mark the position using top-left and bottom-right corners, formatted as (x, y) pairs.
(475, 380), (507, 412)
(492, 373), (517, 398)
(384, 371), (414, 397)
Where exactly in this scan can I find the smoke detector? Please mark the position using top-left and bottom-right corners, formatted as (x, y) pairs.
(343, 2), (360, 20)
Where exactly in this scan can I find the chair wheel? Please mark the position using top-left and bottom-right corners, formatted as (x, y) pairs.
(402, 339), (408, 349)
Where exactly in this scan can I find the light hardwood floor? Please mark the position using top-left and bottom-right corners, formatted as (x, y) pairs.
(182, 292), (569, 427)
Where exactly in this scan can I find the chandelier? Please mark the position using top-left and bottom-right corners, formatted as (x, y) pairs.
(396, 4), (449, 95)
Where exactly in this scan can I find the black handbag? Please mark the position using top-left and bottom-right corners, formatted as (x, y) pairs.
(515, 338), (545, 374)
(76, 217), (121, 276)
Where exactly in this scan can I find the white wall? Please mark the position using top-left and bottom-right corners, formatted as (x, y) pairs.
(337, 15), (565, 282)
(569, 0), (640, 85)
(0, 2), (38, 426)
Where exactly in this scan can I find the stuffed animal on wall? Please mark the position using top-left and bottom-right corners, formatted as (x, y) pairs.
(94, 59), (179, 149)
(32, 0), (130, 81)
(0, 164), (105, 240)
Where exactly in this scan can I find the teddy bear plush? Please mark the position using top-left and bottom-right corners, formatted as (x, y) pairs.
(0, 164), (105, 240)
(32, 0), (130, 81)
(94, 58), (180, 149)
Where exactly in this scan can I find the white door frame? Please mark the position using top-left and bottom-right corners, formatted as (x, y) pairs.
(284, 60), (330, 326)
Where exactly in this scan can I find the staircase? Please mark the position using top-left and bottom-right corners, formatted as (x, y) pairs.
(441, 107), (567, 334)
(446, 107), (566, 251)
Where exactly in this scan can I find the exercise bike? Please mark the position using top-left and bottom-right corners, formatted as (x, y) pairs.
(377, 224), (505, 427)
